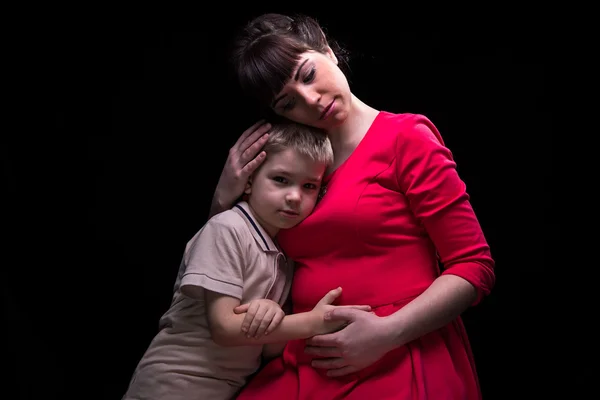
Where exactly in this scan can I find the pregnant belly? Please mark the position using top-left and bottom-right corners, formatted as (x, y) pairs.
(290, 257), (438, 313)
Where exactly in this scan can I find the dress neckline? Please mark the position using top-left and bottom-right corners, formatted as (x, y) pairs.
(324, 111), (384, 185)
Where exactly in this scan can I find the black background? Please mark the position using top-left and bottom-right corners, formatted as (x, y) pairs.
(4, 4), (552, 399)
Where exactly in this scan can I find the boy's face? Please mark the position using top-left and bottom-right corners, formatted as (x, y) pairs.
(245, 148), (326, 237)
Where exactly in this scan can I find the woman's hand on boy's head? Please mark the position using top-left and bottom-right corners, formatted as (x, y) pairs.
(233, 298), (284, 339)
(215, 120), (271, 206)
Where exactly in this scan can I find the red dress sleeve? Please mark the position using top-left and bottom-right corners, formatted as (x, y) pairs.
(394, 115), (495, 304)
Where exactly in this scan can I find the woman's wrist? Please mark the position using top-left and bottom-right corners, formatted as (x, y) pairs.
(380, 314), (408, 350)
(209, 191), (230, 217)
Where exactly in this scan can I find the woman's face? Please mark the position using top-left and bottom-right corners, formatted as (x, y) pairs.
(270, 49), (351, 130)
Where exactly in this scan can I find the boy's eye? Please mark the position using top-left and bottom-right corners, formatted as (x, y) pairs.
(273, 176), (287, 183)
(304, 183), (318, 190)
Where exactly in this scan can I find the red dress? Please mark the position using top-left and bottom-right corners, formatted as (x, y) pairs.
(236, 112), (495, 399)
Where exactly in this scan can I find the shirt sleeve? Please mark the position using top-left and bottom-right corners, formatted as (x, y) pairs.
(180, 217), (245, 300)
(394, 115), (495, 305)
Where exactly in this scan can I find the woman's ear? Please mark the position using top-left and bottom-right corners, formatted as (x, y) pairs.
(325, 46), (338, 65)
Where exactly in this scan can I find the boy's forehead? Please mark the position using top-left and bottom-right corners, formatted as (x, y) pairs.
(263, 150), (325, 181)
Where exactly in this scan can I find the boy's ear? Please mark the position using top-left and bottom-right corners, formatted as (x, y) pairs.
(244, 176), (253, 195)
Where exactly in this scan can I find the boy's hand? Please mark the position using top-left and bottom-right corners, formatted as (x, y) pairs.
(311, 287), (372, 335)
(233, 299), (285, 338)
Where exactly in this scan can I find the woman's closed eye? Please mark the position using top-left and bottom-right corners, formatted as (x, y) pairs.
(282, 100), (295, 111)
(281, 68), (316, 111)
(303, 68), (315, 83)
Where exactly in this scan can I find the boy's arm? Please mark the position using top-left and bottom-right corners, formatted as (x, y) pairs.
(259, 291), (293, 358)
(205, 290), (321, 346)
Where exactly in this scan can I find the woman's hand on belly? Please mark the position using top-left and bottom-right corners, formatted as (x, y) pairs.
(304, 308), (396, 377)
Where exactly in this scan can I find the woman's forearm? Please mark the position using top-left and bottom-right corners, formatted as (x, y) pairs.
(384, 275), (477, 347)
(208, 192), (229, 219)
(209, 188), (239, 219)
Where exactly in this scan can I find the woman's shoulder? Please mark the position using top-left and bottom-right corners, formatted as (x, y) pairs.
(374, 111), (444, 152)
(378, 111), (436, 130)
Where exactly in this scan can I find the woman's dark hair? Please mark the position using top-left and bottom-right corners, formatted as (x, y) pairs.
(229, 13), (349, 112)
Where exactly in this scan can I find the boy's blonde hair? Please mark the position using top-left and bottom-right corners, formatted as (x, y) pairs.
(263, 121), (333, 166)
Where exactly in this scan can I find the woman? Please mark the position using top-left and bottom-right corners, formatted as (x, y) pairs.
(210, 12), (495, 399)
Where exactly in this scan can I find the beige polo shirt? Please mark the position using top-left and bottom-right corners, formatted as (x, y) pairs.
(123, 202), (293, 400)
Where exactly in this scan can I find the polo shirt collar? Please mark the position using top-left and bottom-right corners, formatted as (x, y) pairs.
(233, 201), (279, 253)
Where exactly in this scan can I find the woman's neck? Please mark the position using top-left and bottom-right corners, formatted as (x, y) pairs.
(326, 94), (379, 171)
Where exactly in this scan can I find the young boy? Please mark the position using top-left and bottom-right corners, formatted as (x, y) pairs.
(122, 121), (370, 400)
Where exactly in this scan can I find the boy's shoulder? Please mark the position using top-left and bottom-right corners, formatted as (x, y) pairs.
(205, 207), (250, 237)
(210, 201), (279, 253)
(184, 208), (253, 254)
